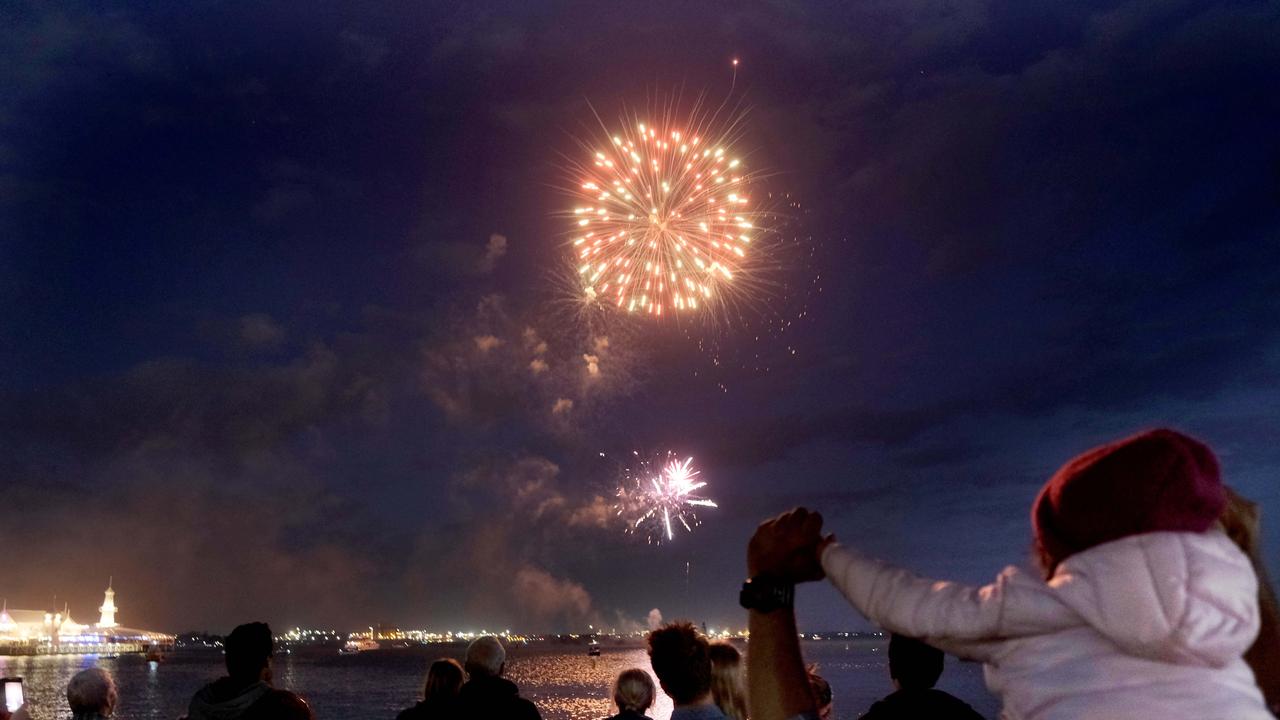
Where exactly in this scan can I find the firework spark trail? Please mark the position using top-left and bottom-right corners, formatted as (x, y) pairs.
(564, 102), (766, 321)
(615, 451), (717, 543)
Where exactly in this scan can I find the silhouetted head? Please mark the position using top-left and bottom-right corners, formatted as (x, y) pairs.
(423, 658), (464, 701)
(612, 668), (656, 714)
(647, 621), (712, 706)
(225, 622), (275, 683)
(465, 635), (506, 678)
(807, 665), (833, 720)
(888, 634), (944, 690)
(708, 641), (747, 720)
(67, 667), (117, 716)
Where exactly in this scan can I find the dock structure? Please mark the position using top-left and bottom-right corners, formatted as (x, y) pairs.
(0, 582), (175, 656)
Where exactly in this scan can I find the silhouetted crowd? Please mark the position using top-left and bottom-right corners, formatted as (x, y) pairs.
(2, 429), (1277, 719)
(390, 622), (986, 720)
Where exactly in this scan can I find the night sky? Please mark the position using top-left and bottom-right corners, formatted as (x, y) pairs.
(3, 1), (1279, 635)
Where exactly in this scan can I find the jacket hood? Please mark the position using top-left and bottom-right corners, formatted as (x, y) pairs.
(186, 679), (271, 720)
(1048, 530), (1258, 667)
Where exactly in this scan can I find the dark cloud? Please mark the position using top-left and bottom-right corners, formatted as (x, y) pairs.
(251, 159), (358, 224)
(415, 233), (512, 280)
(481, 233), (508, 273)
(0, 348), (390, 628)
(4, 348), (348, 460)
(417, 287), (647, 437)
(710, 404), (950, 468)
(238, 313), (285, 349)
(337, 29), (389, 72)
(401, 454), (613, 631)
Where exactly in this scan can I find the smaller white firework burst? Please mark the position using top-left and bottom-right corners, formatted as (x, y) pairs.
(615, 450), (717, 544)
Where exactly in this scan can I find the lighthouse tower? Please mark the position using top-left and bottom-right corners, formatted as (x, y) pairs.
(98, 579), (118, 628)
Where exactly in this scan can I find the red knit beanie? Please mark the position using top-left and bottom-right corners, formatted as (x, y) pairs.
(1032, 428), (1226, 570)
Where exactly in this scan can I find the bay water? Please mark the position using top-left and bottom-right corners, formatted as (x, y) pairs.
(0, 640), (998, 719)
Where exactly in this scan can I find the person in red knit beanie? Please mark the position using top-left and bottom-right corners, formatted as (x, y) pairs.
(751, 428), (1275, 719)
(1032, 429), (1280, 714)
(1031, 428), (1227, 574)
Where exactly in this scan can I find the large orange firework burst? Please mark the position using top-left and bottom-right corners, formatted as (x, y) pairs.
(565, 105), (765, 320)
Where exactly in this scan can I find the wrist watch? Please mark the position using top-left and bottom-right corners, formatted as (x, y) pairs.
(739, 576), (795, 612)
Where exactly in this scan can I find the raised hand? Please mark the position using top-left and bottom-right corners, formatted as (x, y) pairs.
(748, 507), (828, 583)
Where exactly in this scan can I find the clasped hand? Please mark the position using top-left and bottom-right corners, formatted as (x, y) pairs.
(747, 507), (833, 583)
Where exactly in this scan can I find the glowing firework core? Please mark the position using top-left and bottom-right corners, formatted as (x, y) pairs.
(571, 118), (758, 318)
(616, 452), (718, 543)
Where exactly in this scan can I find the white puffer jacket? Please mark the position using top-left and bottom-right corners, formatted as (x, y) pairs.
(821, 530), (1271, 719)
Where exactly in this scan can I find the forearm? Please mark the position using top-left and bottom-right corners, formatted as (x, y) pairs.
(820, 543), (1006, 660)
(748, 607), (815, 720)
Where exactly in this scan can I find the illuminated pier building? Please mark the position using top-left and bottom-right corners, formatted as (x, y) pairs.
(0, 581), (174, 656)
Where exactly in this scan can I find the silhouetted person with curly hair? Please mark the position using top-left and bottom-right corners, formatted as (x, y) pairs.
(647, 622), (725, 720)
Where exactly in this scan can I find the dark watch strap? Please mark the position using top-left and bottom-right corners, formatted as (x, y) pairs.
(739, 576), (795, 612)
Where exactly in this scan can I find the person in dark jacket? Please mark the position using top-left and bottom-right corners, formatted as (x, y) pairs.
(396, 658), (464, 720)
(184, 622), (314, 720)
(605, 668), (656, 720)
(456, 636), (541, 720)
(862, 634), (984, 720)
